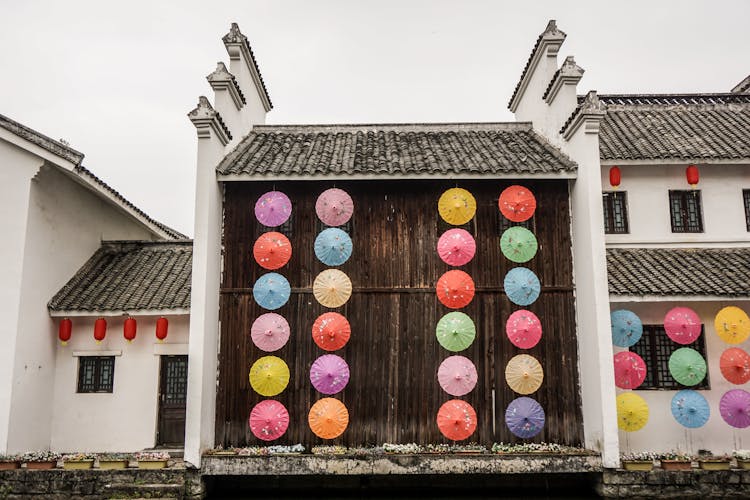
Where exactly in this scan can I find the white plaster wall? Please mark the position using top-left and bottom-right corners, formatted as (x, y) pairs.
(612, 300), (750, 455)
(541, 82), (578, 149)
(6, 164), (157, 453)
(514, 51), (559, 132)
(50, 315), (189, 453)
(601, 163), (750, 247)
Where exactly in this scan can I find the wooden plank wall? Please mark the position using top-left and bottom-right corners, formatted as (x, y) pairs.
(216, 179), (583, 447)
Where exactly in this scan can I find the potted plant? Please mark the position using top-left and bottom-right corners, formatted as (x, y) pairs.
(658, 451), (694, 471)
(21, 451), (60, 470)
(621, 452), (657, 471)
(311, 445), (347, 455)
(383, 443), (422, 454)
(697, 454), (731, 470)
(0, 454), (20, 470)
(62, 452), (95, 470)
(734, 450), (750, 469)
(267, 444), (305, 455)
(97, 453), (130, 470)
(134, 451), (170, 469)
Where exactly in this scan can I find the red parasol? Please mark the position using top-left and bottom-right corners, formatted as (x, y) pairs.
(311, 312), (351, 351)
(498, 185), (537, 222)
(613, 351), (647, 390)
(253, 232), (292, 270)
(436, 270), (475, 309)
(436, 399), (477, 441)
(720, 347), (750, 385)
(664, 307), (701, 345)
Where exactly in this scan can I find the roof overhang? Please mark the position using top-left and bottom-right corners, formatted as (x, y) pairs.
(49, 308), (190, 318)
(217, 172), (578, 182)
(610, 295), (750, 303)
(600, 159), (750, 166)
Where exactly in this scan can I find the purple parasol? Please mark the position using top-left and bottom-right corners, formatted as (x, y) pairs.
(255, 191), (292, 227)
(719, 389), (750, 428)
(309, 354), (350, 395)
(505, 396), (545, 439)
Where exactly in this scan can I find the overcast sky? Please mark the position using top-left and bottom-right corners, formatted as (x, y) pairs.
(1, 0), (747, 236)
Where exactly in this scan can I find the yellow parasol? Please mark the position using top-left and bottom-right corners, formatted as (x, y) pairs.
(313, 269), (353, 308)
(438, 188), (477, 226)
(505, 354), (544, 395)
(308, 397), (349, 439)
(616, 392), (649, 432)
(249, 356), (290, 397)
(715, 306), (750, 345)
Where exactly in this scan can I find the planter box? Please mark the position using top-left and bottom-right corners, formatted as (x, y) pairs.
(63, 460), (94, 470)
(622, 460), (653, 471)
(0, 461), (20, 470)
(699, 460), (731, 470)
(25, 461), (56, 470)
(660, 460), (693, 471)
(737, 459), (750, 470)
(137, 459), (168, 469)
(98, 460), (129, 470)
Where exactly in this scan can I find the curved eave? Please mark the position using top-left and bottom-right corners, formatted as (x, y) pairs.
(217, 171), (577, 182)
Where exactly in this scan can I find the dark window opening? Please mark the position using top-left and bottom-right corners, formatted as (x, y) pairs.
(602, 191), (629, 234)
(77, 356), (115, 393)
(497, 215), (535, 235)
(743, 190), (750, 232)
(669, 190), (703, 233)
(259, 212), (293, 239)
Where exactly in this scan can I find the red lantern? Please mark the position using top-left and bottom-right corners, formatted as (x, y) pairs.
(124, 317), (137, 343)
(155, 317), (169, 343)
(94, 318), (107, 344)
(609, 166), (621, 190)
(58, 318), (72, 345)
(686, 164), (699, 187)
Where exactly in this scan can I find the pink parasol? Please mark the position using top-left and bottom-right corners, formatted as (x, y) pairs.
(437, 355), (478, 396)
(250, 313), (290, 352)
(437, 229), (476, 267)
(255, 191), (292, 227)
(505, 310), (542, 349)
(316, 188), (354, 226)
(613, 351), (647, 390)
(248, 400), (289, 441)
(309, 354), (350, 395)
(664, 307), (702, 345)
(719, 389), (750, 429)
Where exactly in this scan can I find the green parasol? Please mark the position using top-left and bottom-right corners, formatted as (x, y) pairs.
(500, 227), (538, 263)
(436, 312), (476, 352)
(669, 347), (707, 386)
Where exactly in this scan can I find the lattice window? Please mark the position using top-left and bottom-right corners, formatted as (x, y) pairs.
(316, 217), (354, 236)
(258, 212), (294, 238)
(602, 191), (629, 234)
(629, 325), (709, 390)
(669, 190), (703, 233)
(743, 190), (750, 232)
(77, 356), (115, 393)
(162, 356), (188, 405)
(497, 214), (534, 235)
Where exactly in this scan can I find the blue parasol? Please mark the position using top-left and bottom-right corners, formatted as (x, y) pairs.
(610, 309), (643, 348)
(505, 396), (545, 439)
(503, 267), (541, 306)
(253, 273), (291, 310)
(671, 389), (710, 428)
(314, 228), (353, 266)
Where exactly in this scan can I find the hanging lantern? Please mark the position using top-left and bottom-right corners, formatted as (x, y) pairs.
(58, 318), (72, 346)
(686, 164), (699, 188)
(155, 317), (169, 343)
(609, 166), (621, 190)
(94, 318), (107, 344)
(123, 317), (137, 343)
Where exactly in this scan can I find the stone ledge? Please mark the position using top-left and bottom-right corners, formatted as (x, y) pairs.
(600, 469), (750, 498)
(201, 453), (602, 476)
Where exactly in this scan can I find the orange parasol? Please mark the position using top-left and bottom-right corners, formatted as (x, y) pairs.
(436, 270), (475, 309)
(308, 397), (349, 439)
(312, 312), (351, 351)
(720, 347), (750, 385)
(436, 399), (477, 441)
(498, 185), (537, 222)
(253, 232), (292, 270)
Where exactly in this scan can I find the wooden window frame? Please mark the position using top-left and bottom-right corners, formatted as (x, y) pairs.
(77, 356), (115, 393)
(743, 189), (750, 232)
(669, 190), (704, 233)
(602, 191), (629, 234)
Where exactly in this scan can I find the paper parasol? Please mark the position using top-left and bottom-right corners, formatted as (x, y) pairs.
(671, 390), (710, 429)
(668, 347), (707, 387)
(313, 269), (352, 308)
(316, 188), (354, 226)
(250, 313), (290, 352)
(310, 354), (350, 395)
(435, 312), (476, 352)
(500, 226), (538, 263)
(498, 185), (537, 222)
(253, 232), (292, 270)
(438, 188), (477, 226)
(314, 228), (353, 266)
(719, 389), (750, 428)
(504, 397), (545, 439)
(311, 312), (351, 351)
(437, 356), (478, 396)
(616, 392), (649, 432)
(308, 397), (349, 439)
(505, 309), (542, 349)
(664, 307), (702, 345)
(720, 347), (750, 385)
(248, 400), (289, 441)
(249, 356), (290, 397)
(613, 351), (647, 390)
(436, 270), (475, 309)
(436, 399), (477, 441)
(253, 273), (291, 310)
(503, 267), (540, 306)
(437, 229), (476, 267)
(505, 354), (544, 395)
(255, 191), (292, 227)
(715, 306), (750, 345)
(610, 309), (643, 348)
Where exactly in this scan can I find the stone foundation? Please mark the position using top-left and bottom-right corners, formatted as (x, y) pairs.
(598, 469), (750, 498)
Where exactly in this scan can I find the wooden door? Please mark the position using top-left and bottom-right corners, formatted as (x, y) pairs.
(157, 355), (188, 446)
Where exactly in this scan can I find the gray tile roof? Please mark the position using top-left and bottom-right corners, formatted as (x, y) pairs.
(607, 247), (750, 297)
(217, 123), (577, 178)
(48, 241), (192, 313)
(0, 112), (84, 165)
(595, 94), (750, 161)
